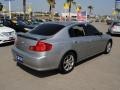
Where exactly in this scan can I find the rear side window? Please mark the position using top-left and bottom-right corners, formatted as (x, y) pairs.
(69, 25), (85, 37)
(30, 23), (65, 36)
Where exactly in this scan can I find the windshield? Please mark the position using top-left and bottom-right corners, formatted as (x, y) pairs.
(0, 23), (4, 27)
(114, 22), (120, 26)
(30, 23), (65, 36)
(0, 21), (4, 27)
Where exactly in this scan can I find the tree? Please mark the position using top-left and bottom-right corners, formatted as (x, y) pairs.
(23, 0), (26, 19)
(47, 0), (55, 18)
(88, 5), (93, 15)
(0, 2), (3, 11)
(66, 0), (75, 16)
(76, 5), (82, 12)
(66, 0), (77, 17)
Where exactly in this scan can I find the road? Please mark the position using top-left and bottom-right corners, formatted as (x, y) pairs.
(0, 22), (120, 90)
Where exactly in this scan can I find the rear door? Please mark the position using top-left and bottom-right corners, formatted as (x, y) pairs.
(69, 25), (93, 61)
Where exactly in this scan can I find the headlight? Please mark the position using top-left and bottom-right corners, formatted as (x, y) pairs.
(24, 28), (30, 31)
(0, 34), (4, 37)
(13, 31), (16, 35)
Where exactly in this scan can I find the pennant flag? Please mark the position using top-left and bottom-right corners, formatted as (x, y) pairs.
(64, 3), (69, 9)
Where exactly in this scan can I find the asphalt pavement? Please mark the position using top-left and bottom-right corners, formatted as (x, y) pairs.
(0, 22), (120, 90)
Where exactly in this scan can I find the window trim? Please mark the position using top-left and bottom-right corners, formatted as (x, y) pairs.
(84, 25), (101, 36)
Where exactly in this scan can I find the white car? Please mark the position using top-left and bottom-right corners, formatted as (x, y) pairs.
(0, 23), (16, 44)
(108, 21), (120, 35)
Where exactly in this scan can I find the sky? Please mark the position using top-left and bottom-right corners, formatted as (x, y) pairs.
(1, 0), (115, 15)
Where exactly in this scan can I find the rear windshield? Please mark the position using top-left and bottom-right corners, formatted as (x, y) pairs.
(30, 23), (65, 36)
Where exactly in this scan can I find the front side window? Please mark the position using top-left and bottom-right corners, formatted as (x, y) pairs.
(84, 25), (100, 36)
(30, 23), (65, 36)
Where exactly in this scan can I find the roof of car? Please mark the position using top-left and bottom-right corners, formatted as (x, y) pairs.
(44, 21), (87, 26)
(113, 20), (120, 23)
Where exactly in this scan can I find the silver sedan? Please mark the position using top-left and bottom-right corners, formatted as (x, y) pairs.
(12, 22), (112, 74)
(108, 21), (120, 35)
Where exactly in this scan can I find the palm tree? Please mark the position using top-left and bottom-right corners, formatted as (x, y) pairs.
(66, 0), (74, 17)
(0, 2), (3, 11)
(88, 5), (93, 15)
(23, 0), (26, 19)
(47, 0), (55, 18)
(72, 1), (76, 8)
(66, 0), (76, 17)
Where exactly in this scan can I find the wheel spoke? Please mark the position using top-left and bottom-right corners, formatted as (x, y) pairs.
(64, 64), (69, 71)
(63, 55), (74, 71)
(107, 43), (111, 53)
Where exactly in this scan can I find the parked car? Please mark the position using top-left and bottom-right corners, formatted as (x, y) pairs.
(27, 19), (44, 28)
(106, 19), (113, 25)
(100, 18), (105, 22)
(95, 19), (99, 22)
(19, 19), (44, 32)
(0, 22), (16, 44)
(16, 20), (34, 31)
(2, 19), (27, 33)
(108, 21), (120, 35)
(2, 19), (36, 33)
(12, 22), (112, 74)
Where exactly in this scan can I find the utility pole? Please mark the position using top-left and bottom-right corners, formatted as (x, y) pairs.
(115, 0), (120, 19)
(4, 0), (15, 19)
(23, 0), (26, 20)
(8, 0), (11, 19)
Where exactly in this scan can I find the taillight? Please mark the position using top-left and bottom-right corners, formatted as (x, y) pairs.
(29, 41), (52, 52)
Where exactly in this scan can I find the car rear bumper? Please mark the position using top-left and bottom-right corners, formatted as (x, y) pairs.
(12, 47), (60, 71)
(109, 31), (120, 35)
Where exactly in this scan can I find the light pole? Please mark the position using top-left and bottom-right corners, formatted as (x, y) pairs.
(4, 0), (15, 19)
(8, 0), (11, 19)
(115, 0), (120, 18)
(23, 0), (26, 19)
(0, 2), (3, 19)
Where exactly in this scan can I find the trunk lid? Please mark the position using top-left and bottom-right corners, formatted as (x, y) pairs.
(15, 33), (51, 53)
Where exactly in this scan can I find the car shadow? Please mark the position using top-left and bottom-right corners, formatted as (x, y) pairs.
(0, 42), (14, 47)
(111, 34), (120, 37)
(16, 53), (104, 78)
(17, 63), (59, 78)
(106, 32), (120, 37)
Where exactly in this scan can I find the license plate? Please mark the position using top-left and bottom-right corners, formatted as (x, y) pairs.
(16, 55), (23, 63)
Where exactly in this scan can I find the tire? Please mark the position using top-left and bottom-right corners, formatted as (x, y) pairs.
(106, 31), (110, 35)
(59, 52), (75, 74)
(107, 31), (112, 35)
(104, 41), (112, 54)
